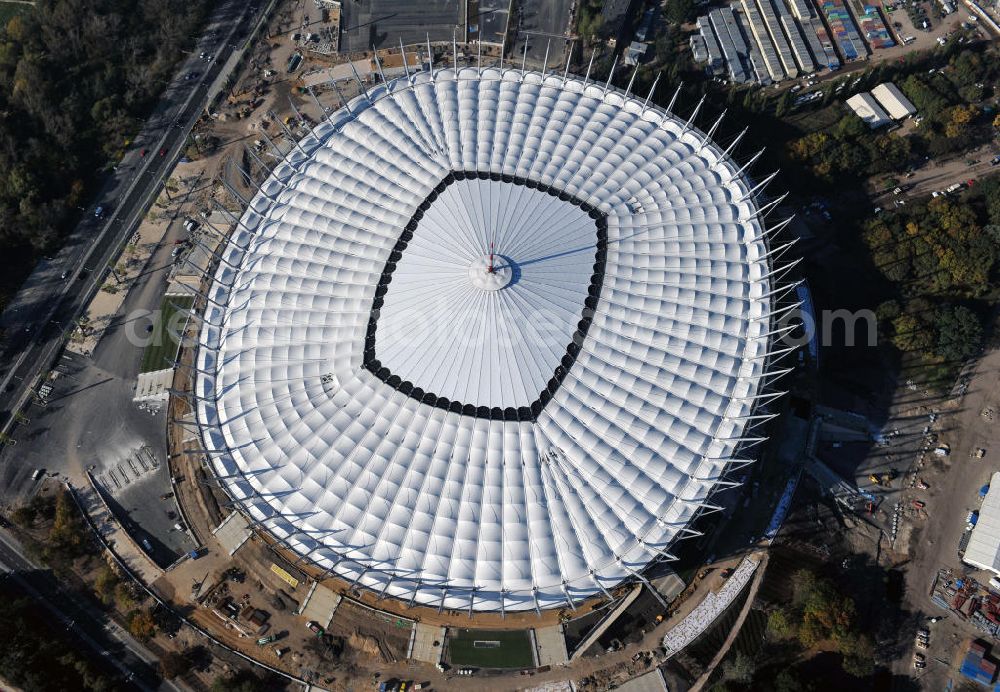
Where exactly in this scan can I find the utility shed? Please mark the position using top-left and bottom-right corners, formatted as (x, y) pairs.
(964, 472), (1000, 575)
(871, 82), (917, 119)
(846, 92), (891, 128)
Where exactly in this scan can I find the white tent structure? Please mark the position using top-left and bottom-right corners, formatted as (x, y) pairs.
(191, 63), (791, 613)
(846, 93), (892, 129)
(871, 82), (917, 120)
(964, 472), (1000, 576)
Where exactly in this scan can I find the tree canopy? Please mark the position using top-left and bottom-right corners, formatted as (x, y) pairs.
(0, 0), (210, 302)
(863, 189), (995, 365)
(0, 583), (119, 691)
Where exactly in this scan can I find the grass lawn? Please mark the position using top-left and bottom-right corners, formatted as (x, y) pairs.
(0, 1), (31, 25)
(446, 628), (535, 669)
(140, 296), (192, 373)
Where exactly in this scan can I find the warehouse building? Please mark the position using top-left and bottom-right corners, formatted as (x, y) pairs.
(753, 0), (801, 77)
(692, 17), (726, 74)
(847, 92), (891, 128)
(740, 11), (776, 85)
(871, 82), (917, 119)
(787, 0), (841, 69)
(779, 12), (819, 73)
(741, 0), (787, 80)
(694, 0), (836, 84)
(708, 6), (754, 83)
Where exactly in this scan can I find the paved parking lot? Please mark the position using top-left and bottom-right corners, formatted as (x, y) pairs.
(474, 0), (510, 45)
(510, 0), (574, 68)
(0, 181), (197, 564)
(339, 0), (464, 52)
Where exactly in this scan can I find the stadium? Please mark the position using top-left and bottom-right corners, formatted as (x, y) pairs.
(190, 59), (790, 614)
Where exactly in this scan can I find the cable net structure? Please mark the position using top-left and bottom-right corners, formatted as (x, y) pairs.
(192, 64), (787, 613)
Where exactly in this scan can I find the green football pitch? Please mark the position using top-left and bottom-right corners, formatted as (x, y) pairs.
(446, 628), (535, 669)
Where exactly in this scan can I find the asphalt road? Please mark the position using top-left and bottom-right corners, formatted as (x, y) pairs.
(0, 527), (169, 691)
(0, 0), (265, 438)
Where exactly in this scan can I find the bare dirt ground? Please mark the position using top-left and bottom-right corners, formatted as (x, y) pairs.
(839, 333), (1000, 688)
(870, 143), (1000, 206)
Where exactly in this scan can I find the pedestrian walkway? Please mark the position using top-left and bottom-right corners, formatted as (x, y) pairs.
(662, 556), (760, 655)
(76, 479), (162, 583)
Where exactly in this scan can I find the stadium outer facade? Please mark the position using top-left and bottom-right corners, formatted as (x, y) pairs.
(188, 58), (796, 615)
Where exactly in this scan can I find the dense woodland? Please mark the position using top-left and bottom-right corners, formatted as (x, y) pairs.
(0, 0), (210, 305)
(865, 177), (1000, 366)
(0, 585), (123, 691)
(709, 568), (879, 692)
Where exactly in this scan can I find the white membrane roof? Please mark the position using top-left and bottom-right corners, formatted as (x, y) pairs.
(194, 66), (776, 612)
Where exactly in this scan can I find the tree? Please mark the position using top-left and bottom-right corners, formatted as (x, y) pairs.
(114, 582), (138, 612)
(775, 89), (793, 118)
(767, 608), (796, 638)
(944, 104), (977, 138)
(0, 585), (116, 691)
(875, 300), (900, 323)
(790, 569), (818, 608)
(127, 608), (156, 641)
(0, 0), (213, 307)
(159, 651), (190, 680)
(46, 490), (87, 560)
(840, 632), (875, 677)
(576, 0), (605, 40)
(934, 305), (982, 361)
(93, 566), (119, 606)
(210, 669), (268, 692)
(665, 0), (696, 24)
(721, 651), (755, 684)
(774, 668), (814, 692)
(891, 313), (931, 352)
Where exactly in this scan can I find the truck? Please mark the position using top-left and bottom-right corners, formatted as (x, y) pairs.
(945, 183), (963, 194)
